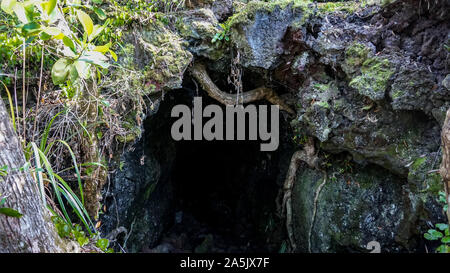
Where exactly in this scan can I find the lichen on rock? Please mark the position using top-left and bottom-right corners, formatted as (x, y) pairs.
(349, 57), (395, 101)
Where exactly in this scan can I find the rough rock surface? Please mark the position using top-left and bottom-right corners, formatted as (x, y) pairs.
(102, 0), (450, 253)
(101, 100), (177, 252)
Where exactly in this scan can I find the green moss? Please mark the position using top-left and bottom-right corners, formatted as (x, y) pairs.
(411, 156), (426, 171)
(349, 57), (395, 101)
(313, 83), (331, 93)
(423, 173), (443, 195)
(391, 89), (404, 99)
(139, 20), (193, 90)
(228, 0), (311, 27)
(345, 42), (371, 68)
(315, 101), (330, 109)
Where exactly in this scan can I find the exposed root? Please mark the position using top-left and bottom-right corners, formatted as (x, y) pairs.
(279, 137), (321, 252)
(309, 170), (327, 253)
(189, 62), (295, 114)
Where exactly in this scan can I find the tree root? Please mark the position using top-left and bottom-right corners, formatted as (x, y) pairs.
(309, 170), (327, 252)
(189, 62), (295, 114)
(278, 137), (326, 252)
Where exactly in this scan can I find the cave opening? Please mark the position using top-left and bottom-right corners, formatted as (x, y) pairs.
(152, 87), (290, 253)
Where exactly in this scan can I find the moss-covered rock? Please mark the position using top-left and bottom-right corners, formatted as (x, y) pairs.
(138, 20), (193, 91)
(342, 42), (374, 77)
(228, 0), (310, 69)
(349, 57), (395, 101)
(292, 162), (441, 252)
(175, 8), (225, 60)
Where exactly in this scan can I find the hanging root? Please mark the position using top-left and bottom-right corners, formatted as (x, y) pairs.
(309, 169), (327, 253)
(279, 137), (325, 252)
(189, 62), (295, 114)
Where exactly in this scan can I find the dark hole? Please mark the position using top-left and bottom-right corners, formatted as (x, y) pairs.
(158, 90), (286, 253)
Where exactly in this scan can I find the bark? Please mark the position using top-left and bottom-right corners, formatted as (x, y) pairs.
(81, 80), (107, 220)
(0, 99), (61, 252)
(439, 108), (450, 224)
(189, 62), (295, 114)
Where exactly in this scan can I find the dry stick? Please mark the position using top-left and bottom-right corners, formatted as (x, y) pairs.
(189, 62), (295, 114)
(32, 46), (45, 142)
(14, 68), (19, 127)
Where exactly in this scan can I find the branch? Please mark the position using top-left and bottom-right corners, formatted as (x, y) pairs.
(189, 62), (295, 114)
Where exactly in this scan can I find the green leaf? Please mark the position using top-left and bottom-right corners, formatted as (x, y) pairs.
(93, 6), (106, 20)
(0, 197), (6, 206)
(43, 26), (60, 36)
(69, 64), (78, 83)
(441, 236), (450, 243)
(74, 60), (90, 79)
(93, 43), (110, 53)
(22, 21), (41, 36)
(43, 0), (56, 15)
(77, 236), (89, 247)
(1, 0), (17, 15)
(431, 229), (444, 238)
(424, 233), (434, 241)
(88, 24), (104, 41)
(427, 229), (444, 240)
(96, 238), (109, 251)
(109, 50), (117, 62)
(51, 58), (72, 85)
(77, 9), (93, 36)
(79, 51), (109, 69)
(40, 31), (52, 40)
(62, 36), (76, 53)
(13, 3), (29, 24)
(437, 245), (450, 253)
(0, 165), (8, 176)
(92, 0), (102, 4)
(0, 207), (23, 218)
(436, 223), (449, 231)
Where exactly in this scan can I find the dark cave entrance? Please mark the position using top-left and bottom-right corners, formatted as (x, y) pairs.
(168, 140), (280, 253)
(154, 89), (291, 253)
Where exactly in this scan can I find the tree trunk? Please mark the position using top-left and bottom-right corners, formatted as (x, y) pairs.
(440, 108), (450, 224)
(0, 99), (61, 252)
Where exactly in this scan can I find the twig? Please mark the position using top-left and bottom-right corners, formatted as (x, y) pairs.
(22, 38), (26, 140)
(32, 46), (45, 142)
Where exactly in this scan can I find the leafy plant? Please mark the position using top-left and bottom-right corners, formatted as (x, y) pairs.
(96, 238), (113, 253)
(424, 223), (450, 253)
(1, 0), (117, 87)
(0, 195), (22, 218)
(211, 21), (231, 43)
(52, 215), (113, 251)
(439, 191), (449, 212)
(424, 191), (450, 253)
(0, 163), (22, 218)
(27, 140), (95, 234)
(0, 165), (8, 177)
(0, 206), (23, 217)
